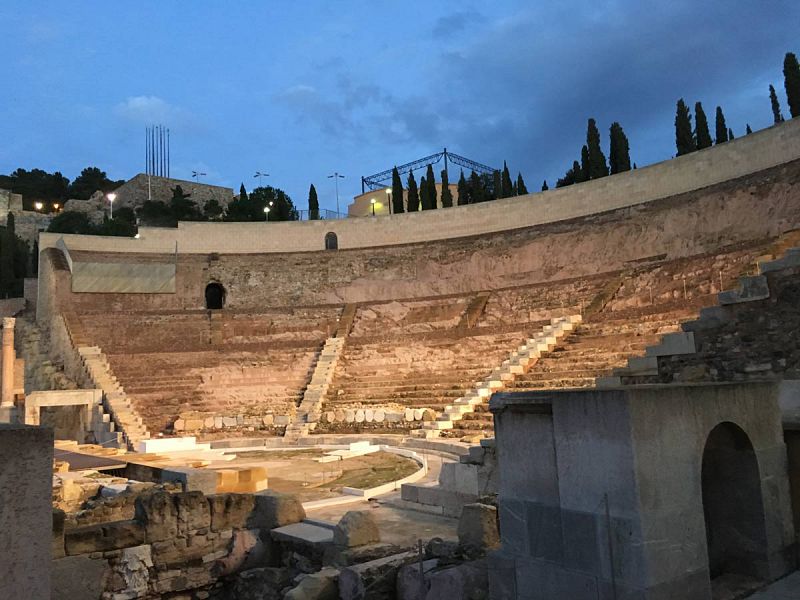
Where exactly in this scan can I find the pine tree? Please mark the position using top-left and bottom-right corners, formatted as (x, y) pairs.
(424, 164), (437, 209)
(728, 128), (735, 140)
(694, 103), (712, 149)
(492, 170), (502, 200)
(457, 170), (469, 205)
(714, 107), (728, 144)
(770, 84), (785, 123)
(746, 124), (753, 135)
(675, 99), (695, 156)
(516, 173), (528, 195)
(391, 167), (404, 213)
(541, 180), (548, 192)
(239, 183), (248, 203)
(586, 118), (609, 179)
(501, 162), (514, 198)
(308, 184), (319, 220)
(406, 171), (419, 211)
(608, 122), (631, 174)
(784, 52), (800, 118)
(579, 146), (590, 183)
(440, 170), (453, 208)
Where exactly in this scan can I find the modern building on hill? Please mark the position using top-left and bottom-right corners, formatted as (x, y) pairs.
(348, 182), (460, 217)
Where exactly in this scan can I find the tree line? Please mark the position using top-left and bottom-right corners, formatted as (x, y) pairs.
(0, 166), (123, 211)
(0, 214), (33, 298)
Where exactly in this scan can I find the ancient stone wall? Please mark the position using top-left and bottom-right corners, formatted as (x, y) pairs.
(51, 488), (306, 599)
(112, 173), (234, 210)
(37, 158), (800, 313)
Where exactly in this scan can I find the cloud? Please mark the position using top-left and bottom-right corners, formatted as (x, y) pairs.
(114, 96), (187, 125)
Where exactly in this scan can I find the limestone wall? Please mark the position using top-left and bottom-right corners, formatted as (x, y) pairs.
(111, 173), (234, 210)
(0, 424), (54, 599)
(39, 118), (800, 255)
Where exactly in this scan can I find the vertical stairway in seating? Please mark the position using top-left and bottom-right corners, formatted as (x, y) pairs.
(285, 303), (356, 440)
(63, 313), (150, 450)
(419, 315), (582, 437)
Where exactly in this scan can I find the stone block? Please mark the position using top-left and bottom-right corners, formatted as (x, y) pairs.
(718, 274), (770, 304)
(333, 510), (381, 548)
(246, 491), (305, 530)
(227, 566), (291, 600)
(51, 555), (109, 600)
(65, 520), (145, 555)
(645, 331), (696, 357)
(207, 494), (255, 531)
(262, 414), (274, 426)
(222, 416), (237, 427)
(274, 415), (290, 426)
(340, 551), (416, 600)
(204, 416), (215, 428)
(284, 567), (338, 600)
(174, 491), (211, 533)
(134, 491), (178, 542)
(355, 409), (365, 423)
(426, 560), (489, 599)
(214, 416), (224, 429)
(52, 508), (66, 559)
(458, 503), (500, 557)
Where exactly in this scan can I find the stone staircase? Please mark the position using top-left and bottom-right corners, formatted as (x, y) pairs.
(285, 336), (346, 440)
(419, 315), (582, 437)
(14, 312), (78, 393)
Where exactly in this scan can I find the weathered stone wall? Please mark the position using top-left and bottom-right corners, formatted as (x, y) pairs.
(52, 489), (306, 599)
(37, 159), (800, 313)
(38, 118), (800, 255)
(0, 424), (54, 600)
(112, 173), (234, 210)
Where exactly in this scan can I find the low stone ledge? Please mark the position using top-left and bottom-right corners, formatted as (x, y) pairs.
(65, 520), (145, 555)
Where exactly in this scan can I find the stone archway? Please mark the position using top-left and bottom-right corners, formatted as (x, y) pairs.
(205, 282), (225, 310)
(701, 421), (769, 582)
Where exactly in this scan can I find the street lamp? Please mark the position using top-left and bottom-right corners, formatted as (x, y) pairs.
(385, 188), (392, 215)
(327, 172), (345, 216)
(263, 206), (270, 221)
(53, 203), (60, 212)
(254, 171), (269, 187)
(107, 193), (117, 219)
(191, 171), (206, 183)
(370, 198), (376, 216)
(34, 202), (43, 211)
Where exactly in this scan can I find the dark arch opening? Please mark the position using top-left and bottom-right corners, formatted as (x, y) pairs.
(701, 421), (769, 583)
(325, 232), (338, 250)
(205, 282), (225, 310)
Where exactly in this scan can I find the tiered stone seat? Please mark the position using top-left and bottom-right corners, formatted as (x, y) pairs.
(349, 297), (470, 337)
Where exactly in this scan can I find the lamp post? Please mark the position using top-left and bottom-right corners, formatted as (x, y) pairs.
(191, 171), (206, 184)
(107, 193), (117, 219)
(370, 198), (376, 216)
(34, 202), (43, 212)
(327, 172), (345, 216)
(53, 203), (60, 213)
(385, 188), (392, 215)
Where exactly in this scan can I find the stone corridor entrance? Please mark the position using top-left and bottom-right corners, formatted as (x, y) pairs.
(701, 421), (769, 582)
(205, 282), (225, 309)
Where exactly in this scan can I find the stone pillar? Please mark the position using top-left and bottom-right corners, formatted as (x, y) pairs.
(1, 318), (15, 407)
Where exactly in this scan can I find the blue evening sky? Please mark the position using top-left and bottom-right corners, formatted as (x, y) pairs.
(1, 1), (797, 212)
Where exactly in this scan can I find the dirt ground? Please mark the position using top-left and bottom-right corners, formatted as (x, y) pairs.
(226, 449), (420, 502)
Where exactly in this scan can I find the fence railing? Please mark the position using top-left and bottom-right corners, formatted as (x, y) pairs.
(295, 209), (348, 221)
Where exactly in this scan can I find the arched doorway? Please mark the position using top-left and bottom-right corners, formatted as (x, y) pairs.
(205, 282), (225, 310)
(701, 422), (769, 582)
(325, 232), (338, 250)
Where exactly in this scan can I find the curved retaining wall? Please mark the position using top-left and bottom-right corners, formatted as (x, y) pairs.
(40, 119), (800, 254)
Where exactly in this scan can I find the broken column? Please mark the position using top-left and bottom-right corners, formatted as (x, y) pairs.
(1, 318), (15, 407)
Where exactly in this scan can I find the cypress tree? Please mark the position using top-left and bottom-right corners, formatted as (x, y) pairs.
(675, 99), (695, 156)
(440, 170), (453, 208)
(501, 162), (514, 198)
(419, 175), (428, 210)
(541, 180), (548, 192)
(694, 103), (712, 149)
(784, 52), (800, 118)
(586, 118), (609, 179)
(492, 170), (502, 200)
(746, 124), (753, 135)
(424, 164), (437, 209)
(579, 146), (590, 183)
(469, 171), (486, 203)
(728, 128), (735, 140)
(406, 171), (419, 211)
(770, 84), (785, 123)
(457, 170), (469, 205)
(608, 122), (631, 174)
(308, 184), (319, 220)
(239, 183), (248, 202)
(516, 173), (528, 195)
(714, 107), (728, 144)
(0, 214), (15, 296)
(391, 167), (404, 213)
